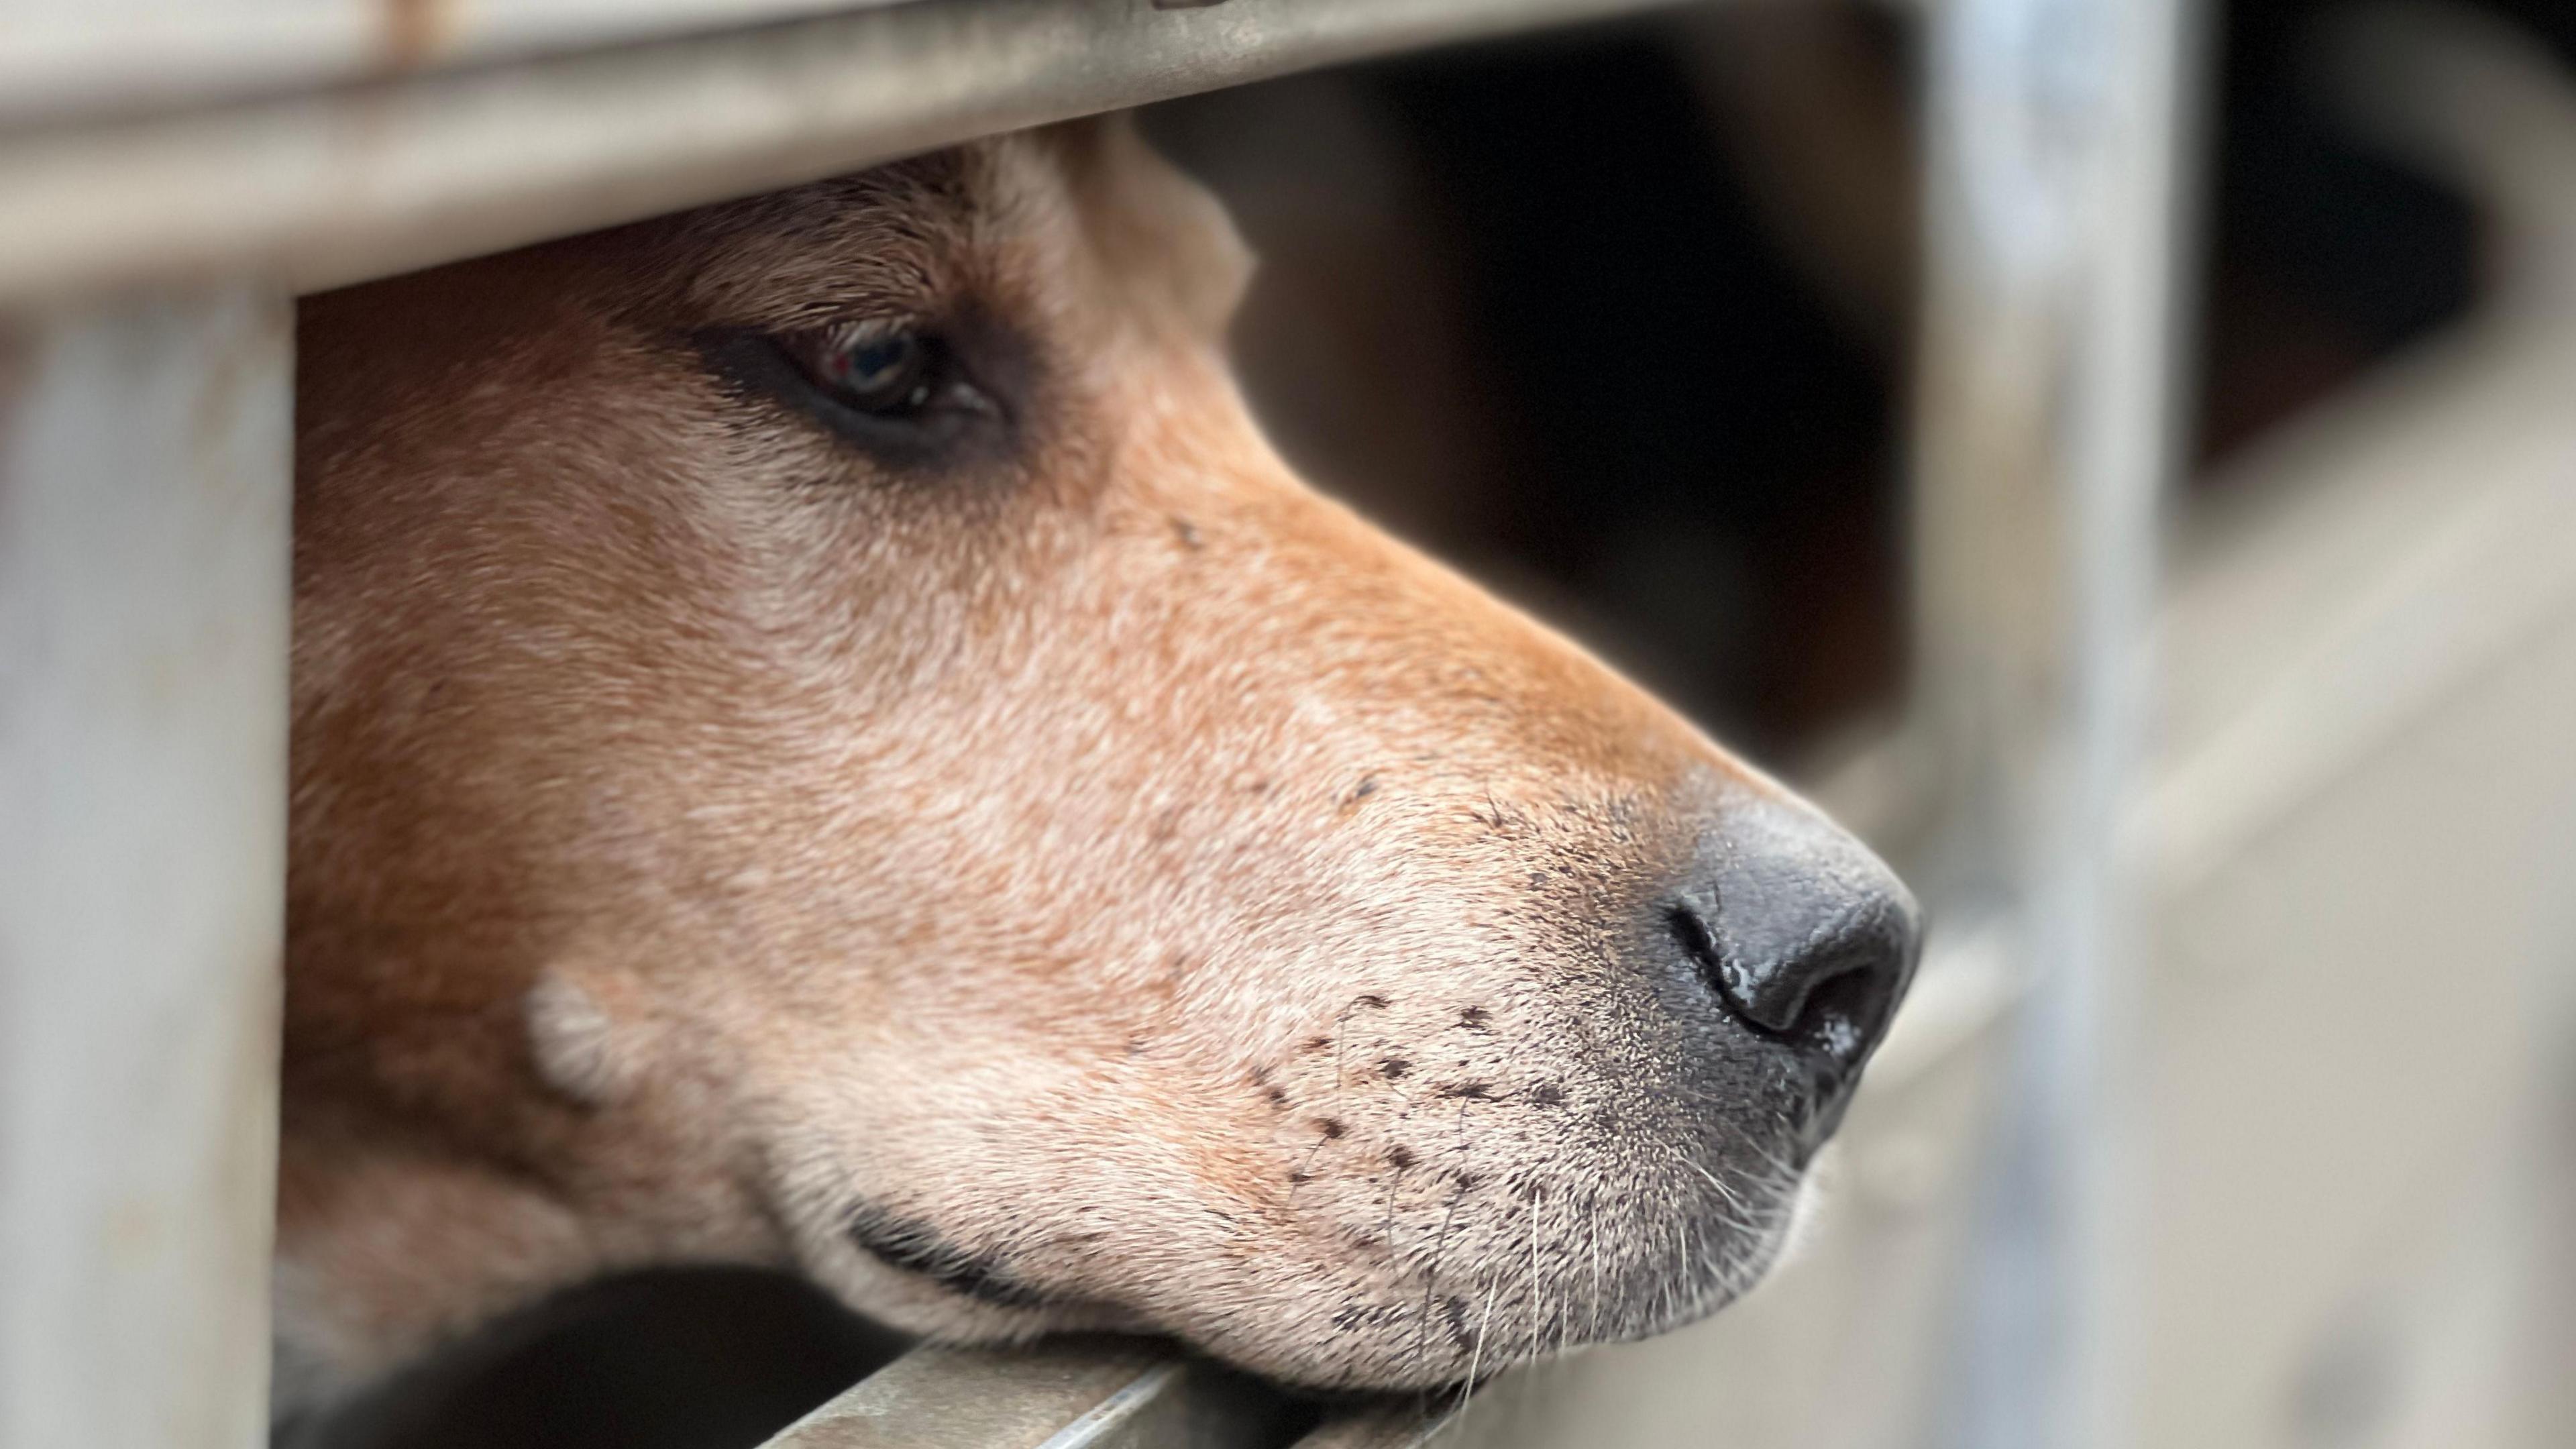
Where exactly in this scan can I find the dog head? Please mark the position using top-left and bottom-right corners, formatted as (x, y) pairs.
(286, 118), (1916, 1395)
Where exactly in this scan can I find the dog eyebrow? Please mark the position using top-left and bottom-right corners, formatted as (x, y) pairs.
(843, 1201), (1056, 1309)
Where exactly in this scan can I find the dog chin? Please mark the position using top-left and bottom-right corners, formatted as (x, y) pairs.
(801, 1157), (1824, 1395)
(1238, 1185), (1818, 1393)
(1615, 1181), (1813, 1349)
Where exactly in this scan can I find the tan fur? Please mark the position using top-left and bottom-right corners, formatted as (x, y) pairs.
(282, 118), (1896, 1409)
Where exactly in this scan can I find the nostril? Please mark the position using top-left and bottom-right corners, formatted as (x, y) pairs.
(1667, 904), (1750, 1018)
(1785, 941), (1901, 1061)
(1668, 894), (1914, 1067)
(1663, 792), (1922, 1104)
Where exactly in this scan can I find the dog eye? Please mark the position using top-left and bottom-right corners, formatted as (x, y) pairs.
(802, 323), (932, 414)
(696, 316), (1007, 466)
(788, 321), (989, 422)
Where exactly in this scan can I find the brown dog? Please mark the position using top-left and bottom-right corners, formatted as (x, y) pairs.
(278, 117), (1917, 1413)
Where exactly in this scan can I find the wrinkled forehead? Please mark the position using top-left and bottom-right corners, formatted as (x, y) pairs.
(636, 120), (1250, 335)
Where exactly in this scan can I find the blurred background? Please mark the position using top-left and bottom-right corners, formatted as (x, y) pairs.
(276, 0), (2576, 1444)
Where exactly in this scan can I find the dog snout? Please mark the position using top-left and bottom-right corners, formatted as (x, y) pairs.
(1668, 794), (1919, 1130)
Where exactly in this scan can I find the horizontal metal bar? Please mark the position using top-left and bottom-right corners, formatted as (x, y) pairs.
(1288, 1403), (1453, 1449)
(0, 0), (914, 125)
(749, 1336), (1494, 1449)
(756, 1339), (1291, 1448)
(0, 0), (1687, 306)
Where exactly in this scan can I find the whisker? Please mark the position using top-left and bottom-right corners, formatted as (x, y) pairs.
(1409, 1184), (1463, 1375)
(1526, 1185), (1544, 1362)
(1549, 1191), (1571, 1361)
(1672, 1212), (1686, 1320)
(1454, 1275), (1501, 1426)
(1295, 1129), (1333, 1179)
(1587, 1195), (1605, 1346)
(1331, 1005), (1351, 1109)
(1382, 1156), (1404, 1267)
(1667, 1140), (1749, 1215)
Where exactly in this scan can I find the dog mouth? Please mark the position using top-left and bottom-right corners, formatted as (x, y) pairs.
(808, 993), (1842, 1391)
(826, 1150), (1811, 1393)
(843, 1202), (1061, 1311)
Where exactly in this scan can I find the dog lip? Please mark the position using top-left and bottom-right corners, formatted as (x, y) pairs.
(843, 1201), (1057, 1310)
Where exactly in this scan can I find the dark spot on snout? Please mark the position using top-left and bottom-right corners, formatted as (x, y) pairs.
(1317, 1118), (1346, 1140)
(1302, 1036), (1332, 1054)
(1387, 1146), (1417, 1171)
(1344, 775), (1379, 807)
(1451, 1171), (1481, 1192)
(1437, 1082), (1493, 1101)
(1380, 1057), (1410, 1079)
(1527, 1083), (1565, 1108)
(1170, 515), (1202, 549)
(1354, 994), (1389, 1010)
(1287, 1169), (1311, 1185)
(1456, 1006), (1491, 1032)
(1265, 1086), (1289, 1108)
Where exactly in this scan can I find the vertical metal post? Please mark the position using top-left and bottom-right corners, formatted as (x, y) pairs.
(1911, 0), (2204, 1444)
(0, 289), (292, 1449)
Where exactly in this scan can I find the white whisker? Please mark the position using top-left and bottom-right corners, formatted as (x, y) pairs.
(1667, 1140), (1748, 1214)
(1454, 1275), (1501, 1426)
(1526, 1186), (1544, 1361)
(1587, 1197), (1605, 1346)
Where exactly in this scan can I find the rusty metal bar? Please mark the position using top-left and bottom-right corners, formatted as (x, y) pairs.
(0, 287), (294, 1448)
(0, 0), (1691, 307)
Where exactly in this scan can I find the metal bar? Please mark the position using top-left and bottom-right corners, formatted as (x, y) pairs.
(0, 0), (916, 124)
(0, 287), (293, 1448)
(0, 0), (1689, 307)
(1289, 1403), (1454, 1449)
(757, 1340), (1293, 1448)
(1907, 0), (2208, 1444)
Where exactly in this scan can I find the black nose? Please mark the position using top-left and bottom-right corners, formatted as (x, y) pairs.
(1670, 796), (1919, 1090)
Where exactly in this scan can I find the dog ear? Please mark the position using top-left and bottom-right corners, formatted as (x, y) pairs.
(525, 965), (650, 1107)
(1040, 114), (1252, 339)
